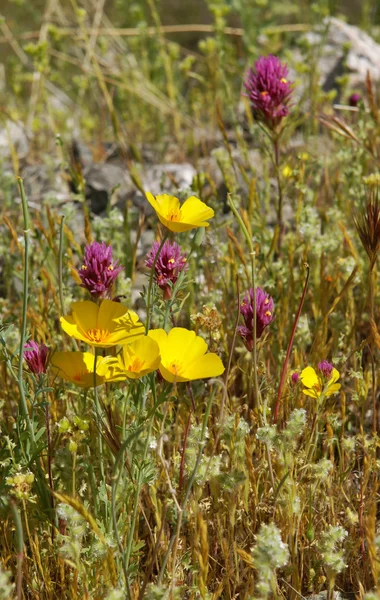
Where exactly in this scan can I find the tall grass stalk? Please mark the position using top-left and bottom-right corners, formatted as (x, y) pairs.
(16, 178), (36, 449)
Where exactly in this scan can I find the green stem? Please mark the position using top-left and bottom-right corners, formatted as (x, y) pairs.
(145, 233), (169, 333)
(124, 380), (157, 576)
(273, 263), (310, 423)
(228, 194), (260, 414)
(58, 215), (65, 316)
(93, 349), (106, 518)
(158, 386), (215, 584)
(11, 500), (24, 600)
(250, 251), (261, 415)
(273, 137), (283, 236)
(16, 178), (35, 441)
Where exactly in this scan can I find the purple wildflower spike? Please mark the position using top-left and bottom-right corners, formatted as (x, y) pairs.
(23, 341), (49, 375)
(291, 372), (300, 385)
(145, 240), (188, 300)
(348, 93), (361, 107)
(243, 55), (293, 130)
(78, 241), (123, 298)
(238, 287), (275, 351)
(318, 360), (334, 379)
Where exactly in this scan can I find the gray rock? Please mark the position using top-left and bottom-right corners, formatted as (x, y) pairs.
(0, 120), (29, 161)
(84, 163), (134, 214)
(305, 17), (380, 92)
(83, 161), (196, 214)
(306, 592), (343, 600)
(134, 163), (197, 211)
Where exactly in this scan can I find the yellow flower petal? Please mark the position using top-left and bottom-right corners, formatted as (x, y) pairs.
(97, 356), (127, 382)
(50, 351), (108, 388)
(71, 301), (99, 333)
(60, 315), (89, 344)
(302, 388), (319, 398)
(149, 326), (224, 383)
(148, 328), (168, 349)
(101, 337), (161, 381)
(325, 383), (341, 397)
(97, 299), (131, 330)
(166, 328), (207, 364)
(328, 368), (340, 386)
(159, 363), (189, 383)
(180, 196), (215, 227)
(60, 300), (144, 348)
(146, 191), (161, 213)
(300, 366), (319, 389)
(122, 336), (161, 379)
(108, 311), (145, 346)
(145, 192), (214, 233)
(182, 353), (225, 381)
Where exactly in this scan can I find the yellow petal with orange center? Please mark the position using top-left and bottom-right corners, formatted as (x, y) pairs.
(145, 192), (214, 233)
(71, 301), (99, 333)
(60, 300), (144, 348)
(148, 327), (224, 383)
(50, 351), (110, 388)
(122, 336), (161, 379)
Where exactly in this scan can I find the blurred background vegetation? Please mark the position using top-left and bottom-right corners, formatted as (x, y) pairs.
(1, 0), (380, 154)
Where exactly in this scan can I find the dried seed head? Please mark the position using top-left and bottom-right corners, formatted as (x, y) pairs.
(354, 187), (380, 269)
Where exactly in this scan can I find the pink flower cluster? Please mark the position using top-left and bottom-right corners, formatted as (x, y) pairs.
(23, 341), (48, 375)
(145, 240), (188, 300)
(238, 287), (275, 351)
(77, 241), (123, 298)
(244, 55), (293, 130)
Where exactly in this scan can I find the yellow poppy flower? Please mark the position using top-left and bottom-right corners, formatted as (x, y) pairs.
(60, 300), (144, 348)
(148, 327), (224, 383)
(300, 366), (341, 398)
(146, 192), (214, 233)
(50, 351), (113, 388)
(98, 336), (161, 381)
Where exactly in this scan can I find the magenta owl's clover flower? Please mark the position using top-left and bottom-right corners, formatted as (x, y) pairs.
(348, 93), (361, 107)
(291, 372), (300, 385)
(318, 360), (334, 379)
(23, 340), (49, 375)
(145, 240), (188, 300)
(238, 287), (275, 351)
(78, 241), (123, 299)
(243, 55), (294, 131)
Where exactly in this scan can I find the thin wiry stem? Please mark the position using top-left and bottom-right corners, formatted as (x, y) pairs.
(11, 500), (24, 600)
(158, 386), (216, 585)
(273, 263), (310, 424)
(93, 349), (106, 518)
(145, 232), (169, 333)
(273, 137), (284, 238)
(250, 250), (261, 415)
(16, 178), (35, 442)
(228, 194), (261, 413)
(58, 215), (65, 316)
(44, 392), (55, 542)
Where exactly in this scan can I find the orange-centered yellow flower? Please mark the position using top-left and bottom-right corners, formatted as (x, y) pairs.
(98, 336), (161, 381)
(300, 366), (341, 398)
(146, 192), (214, 233)
(50, 352), (113, 388)
(60, 300), (144, 348)
(148, 327), (224, 383)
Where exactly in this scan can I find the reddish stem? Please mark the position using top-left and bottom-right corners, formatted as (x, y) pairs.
(273, 263), (310, 424)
